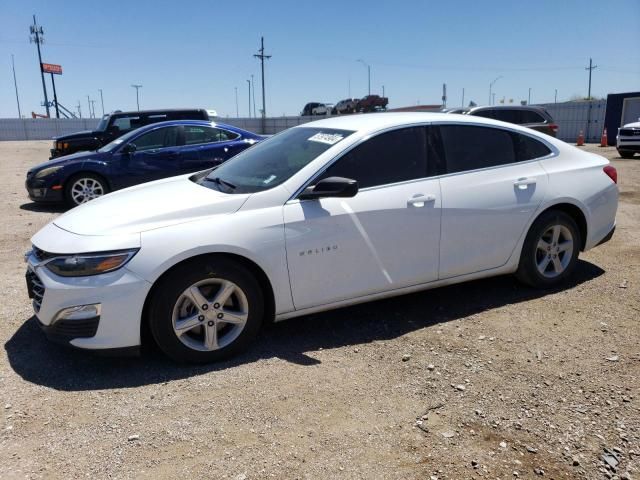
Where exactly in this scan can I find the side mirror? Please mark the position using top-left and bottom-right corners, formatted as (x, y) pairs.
(299, 176), (358, 200)
(121, 143), (137, 154)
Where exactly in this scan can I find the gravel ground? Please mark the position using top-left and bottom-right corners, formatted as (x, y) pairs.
(0, 141), (638, 480)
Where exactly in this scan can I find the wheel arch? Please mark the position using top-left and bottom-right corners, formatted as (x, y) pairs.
(532, 201), (588, 251)
(64, 169), (114, 196)
(140, 252), (276, 349)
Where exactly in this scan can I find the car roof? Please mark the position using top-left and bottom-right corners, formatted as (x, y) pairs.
(469, 105), (547, 112)
(293, 112), (562, 144)
(129, 119), (253, 135)
(107, 108), (207, 117)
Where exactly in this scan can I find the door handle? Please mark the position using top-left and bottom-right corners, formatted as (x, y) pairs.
(407, 194), (436, 207)
(514, 177), (536, 189)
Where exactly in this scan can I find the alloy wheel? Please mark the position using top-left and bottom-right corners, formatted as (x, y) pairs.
(70, 177), (105, 205)
(171, 278), (249, 352)
(535, 224), (574, 278)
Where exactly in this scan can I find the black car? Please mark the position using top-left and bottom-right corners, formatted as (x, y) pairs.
(467, 106), (558, 137)
(50, 108), (210, 159)
(301, 102), (322, 116)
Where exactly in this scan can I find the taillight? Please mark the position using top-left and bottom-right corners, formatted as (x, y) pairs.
(549, 124), (559, 132)
(603, 165), (617, 184)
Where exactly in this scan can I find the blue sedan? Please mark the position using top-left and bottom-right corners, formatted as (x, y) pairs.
(26, 120), (264, 207)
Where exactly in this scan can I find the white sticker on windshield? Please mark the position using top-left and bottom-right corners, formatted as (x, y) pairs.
(263, 174), (277, 184)
(308, 132), (344, 145)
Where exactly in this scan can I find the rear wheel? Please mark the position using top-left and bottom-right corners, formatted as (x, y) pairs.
(148, 257), (264, 363)
(516, 210), (581, 288)
(65, 173), (109, 208)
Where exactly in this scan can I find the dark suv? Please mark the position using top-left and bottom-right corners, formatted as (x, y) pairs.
(467, 106), (558, 137)
(50, 108), (210, 158)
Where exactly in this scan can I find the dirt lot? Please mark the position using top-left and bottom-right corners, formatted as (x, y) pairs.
(0, 141), (638, 480)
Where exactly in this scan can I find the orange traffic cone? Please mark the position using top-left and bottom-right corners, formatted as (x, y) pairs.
(577, 130), (585, 146)
(600, 128), (608, 147)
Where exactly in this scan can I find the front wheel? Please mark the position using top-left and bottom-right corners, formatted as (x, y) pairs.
(618, 150), (636, 159)
(65, 173), (109, 208)
(516, 211), (581, 288)
(148, 257), (264, 363)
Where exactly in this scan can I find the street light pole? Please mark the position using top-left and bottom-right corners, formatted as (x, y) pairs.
(357, 59), (371, 96)
(528, 87), (532, 105)
(251, 74), (257, 118)
(234, 87), (239, 117)
(489, 76), (503, 106)
(131, 84), (142, 111)
(246, 79), (251, 117)
(554, 89), (557, 104)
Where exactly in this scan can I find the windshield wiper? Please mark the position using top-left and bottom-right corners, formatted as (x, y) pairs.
(205, 176), (237, 191)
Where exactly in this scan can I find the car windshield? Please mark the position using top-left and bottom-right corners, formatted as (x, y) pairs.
(96, 115), (110, 131)
(199, 127), (354, 194)
(97, 128), (143, 153)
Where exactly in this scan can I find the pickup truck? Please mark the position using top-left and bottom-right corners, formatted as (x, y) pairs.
(50, 108), (210, 159)
(356, 95), (388, 113)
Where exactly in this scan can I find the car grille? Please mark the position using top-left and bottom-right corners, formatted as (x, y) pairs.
(26, 269), (45, 313)
(619, 128), (640, 136)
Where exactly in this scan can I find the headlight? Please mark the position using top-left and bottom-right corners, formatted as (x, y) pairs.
(35, 166), (63, 179)
(44, 249), (139, 277)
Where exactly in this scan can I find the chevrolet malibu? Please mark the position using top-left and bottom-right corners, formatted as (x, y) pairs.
(24, 113), (618, 363)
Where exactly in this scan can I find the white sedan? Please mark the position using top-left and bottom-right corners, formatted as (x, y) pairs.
(25, 113), (618, 362)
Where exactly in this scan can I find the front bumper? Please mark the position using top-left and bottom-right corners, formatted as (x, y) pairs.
(25, 251), (152, 351)
(25, 177), (64, 203)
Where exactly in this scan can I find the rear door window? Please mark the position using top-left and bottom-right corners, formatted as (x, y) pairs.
(492, 109), (521, 124)
(184, 126), (239, 145)
(438, 125), (516, 173)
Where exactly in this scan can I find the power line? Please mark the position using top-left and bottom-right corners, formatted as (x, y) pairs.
(253, 36), (271, 122)
(29, 15), (49, 117)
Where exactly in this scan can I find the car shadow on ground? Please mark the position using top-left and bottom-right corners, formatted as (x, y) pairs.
(19, 202), (67, 213)
(5, 260), (604, 392)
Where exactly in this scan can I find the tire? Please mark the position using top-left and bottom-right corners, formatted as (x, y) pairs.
(618, 150), (635, 159)
(515, 210), (581, 288)
(147, 257), (264, 363)
(65, 172), (109, 208)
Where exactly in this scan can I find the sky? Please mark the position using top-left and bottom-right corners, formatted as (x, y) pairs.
(1, 0), (639, 119)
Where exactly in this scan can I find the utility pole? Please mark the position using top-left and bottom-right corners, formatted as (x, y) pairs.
(357, 59), (371, 95)
(11, 54), (22, 118)
(98, 89), (105, 115)
(489, 76), (502, 106)
(131, 84), (142, 111)
(253, 36), (271, 127)
(585, 58), (597, 142)
(90, 99), (97, 118)
(234, 87), (239, 117)
(77, 101), (82, 119)
(246, 79), (251, 117)
(461, 88), (465, 109)
(51, 73), (60, 118)
(251, 74), (257, 118)
(442, 83), (447, 108)
(29, 15), (49, 117)
(554, 89), (557, 104)
(87, 95), (92, 118)
(585, 58), (597, 100)
(528, 87), (531, 105)
(382, 85), (385, 98)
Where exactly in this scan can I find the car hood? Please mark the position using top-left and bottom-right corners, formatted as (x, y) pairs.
(29, 150), (109, 174)
(54, 130), (102, 141)
(54, 174), (251, 236)
(622, 121), (640, 128)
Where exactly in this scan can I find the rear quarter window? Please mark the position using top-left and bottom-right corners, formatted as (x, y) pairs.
(512, 133), (552, 160)
(520, 110), (546, 124)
